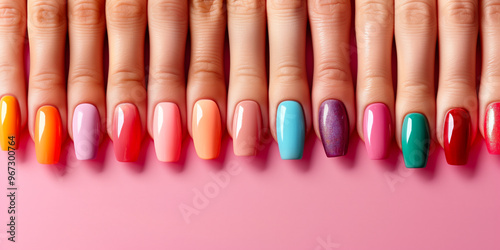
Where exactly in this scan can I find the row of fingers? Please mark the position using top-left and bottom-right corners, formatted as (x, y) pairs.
(0, 0), (497, 168)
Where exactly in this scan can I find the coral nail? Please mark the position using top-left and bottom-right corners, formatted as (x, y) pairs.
(276, 101), (305, 160)
(0, 96), (21, 151)
(363, 103), (391, 160)
(35, 106), (62, 164)
(192, 100), (222, 160)
(112, 103), (142, 162)
(319, 99), (349, 157)
(153, 102), (182, 162)
(73, 104), (100, 160)
(444, 108), (470, 165)
(232, 101), (261, 156)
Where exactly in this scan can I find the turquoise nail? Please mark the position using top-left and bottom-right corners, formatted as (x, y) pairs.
(401, 113), (431, 168)
(276, 101), (305, 160)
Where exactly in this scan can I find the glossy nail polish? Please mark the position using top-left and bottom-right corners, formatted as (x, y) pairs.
(192, 100), (222, 160)
(35, 106), (62, 164)
(276, 101), (305, 160)
(0, 96), (21, 151)
(401, 113), (430, 168)
(444, 108), (470, 165)
(153, 102), (182, 162)
(232, 101), (261, 156)
(319, 99), (349, 157)
(112, 103), (142, 162)
(485, 102), (500, 154)
(363, 103), (391, 159)
(73, 104), (100, 160)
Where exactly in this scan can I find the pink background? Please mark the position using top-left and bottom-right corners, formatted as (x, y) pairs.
(1, 23), (499, 250)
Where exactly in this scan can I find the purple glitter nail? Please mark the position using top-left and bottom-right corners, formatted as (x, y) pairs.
(319, 99), (349, 157)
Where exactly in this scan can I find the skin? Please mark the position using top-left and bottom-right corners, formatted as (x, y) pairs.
(0, 0), (27, 129)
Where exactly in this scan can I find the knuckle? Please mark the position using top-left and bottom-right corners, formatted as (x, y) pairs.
(109, 69), (145, 87)
(0, 4), (25, 29)
(232, 65), (266, 82)
(191, 0), (225, 15)
(399, 80), (434, 97)
(30, 1), (66, 29)
(69, 67), (102, 85)
(358, 1), (393, 24)
(310, 0), (350, 18)
(398, 1), (435, 26)
(70, 0), (104, 26)
(30, 72), (65, 92)
(315, 61), (351, 83)
(482, 1), (500, 25)
(228, 0), (265, 13)
(189, 58), (225, 80)
(108, 0), (145, 24)
(443, 1), (477, 25)
(274, 64), (305, 82)
(269, 0), (305, 11)
(149, 67), (185, 84)
(150, 0), (188, 22)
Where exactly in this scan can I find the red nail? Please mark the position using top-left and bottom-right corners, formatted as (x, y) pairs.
(112, 103), (142, 162)
(444, 108), (470, 165)
(485, 102), (500, 154)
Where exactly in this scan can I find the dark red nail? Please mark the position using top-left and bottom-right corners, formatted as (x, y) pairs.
(444, 108), (470, 165)
(485, 102), (500, 154)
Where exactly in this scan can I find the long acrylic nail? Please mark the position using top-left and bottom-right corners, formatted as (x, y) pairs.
(485, 102), (500, 154)
(73, 104), (100, 160)
(401, 113), (430, 168)
(154, 102), (182, 162)
(35, 106), (62, 164)
(363, 103), (391, 159)
(319, 99), (349, 157)
(444, 108), (470, 165)
(0, 96), (21, 151)
(277, 100), (305, 160)
(112, 103), (142, 162)
(192, 100), (222, 160)
(233, 101), (261, 156)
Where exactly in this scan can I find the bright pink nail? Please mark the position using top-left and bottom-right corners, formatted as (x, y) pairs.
(363, 103), (392, 160)
(153, 102), (182, 162)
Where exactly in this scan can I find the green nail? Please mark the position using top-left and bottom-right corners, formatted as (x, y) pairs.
(401, 113), (430, 168)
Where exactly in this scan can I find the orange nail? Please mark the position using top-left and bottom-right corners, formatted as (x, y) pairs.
(35, 106), (62, 164)
(0, 96), (21, 151)
(192, 100), (222, 159)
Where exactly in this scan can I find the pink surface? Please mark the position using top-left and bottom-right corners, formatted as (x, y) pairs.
(1, 23), (499, 250)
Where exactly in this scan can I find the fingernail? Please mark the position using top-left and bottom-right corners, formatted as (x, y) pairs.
(277, 100), (305, 160)
(112, 103), (142, 162)
(444, 108), (470, 165)
(363, 103), (391, 159)
(232, 101), (261, 156)
(35, 106), (62, 164)
(401, 113), (430, 168)
(73, 104), (100, 160)
(0, 96), (21, 151)
(485, 102), (500, 154)
(319, 99), (349, 157)
(192, 100), (221, 160)
(153, 102), (182, 162)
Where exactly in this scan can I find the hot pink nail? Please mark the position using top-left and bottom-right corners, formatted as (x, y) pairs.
(363, 103), (392, 160)
(153, 102), (182, 162)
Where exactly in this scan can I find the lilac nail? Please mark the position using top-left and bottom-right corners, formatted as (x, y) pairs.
(73, 104), (100, 160)
(319, 99), (349, 157)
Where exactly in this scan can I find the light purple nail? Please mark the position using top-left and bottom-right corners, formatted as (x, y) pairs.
(73, 104), (100, 160)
